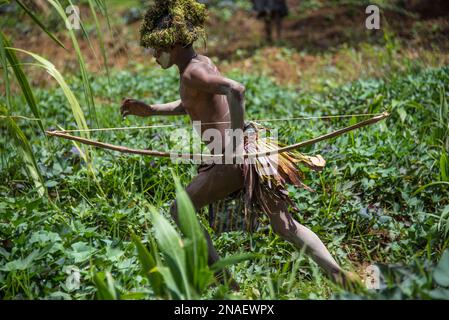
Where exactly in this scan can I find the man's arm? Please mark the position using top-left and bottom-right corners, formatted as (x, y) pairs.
(121, 98), (186, 118)
(183, 67), (245, 131)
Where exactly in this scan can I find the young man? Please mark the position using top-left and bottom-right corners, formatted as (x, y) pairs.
(251, 0), (289, 42)
(121, 0), (358, 289)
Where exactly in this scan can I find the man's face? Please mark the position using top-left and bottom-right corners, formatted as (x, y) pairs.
(149, 47), (173, 69)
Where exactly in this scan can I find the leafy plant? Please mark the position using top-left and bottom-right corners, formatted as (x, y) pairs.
(350, 249), (449, 300)
(94, 177), (254, 300)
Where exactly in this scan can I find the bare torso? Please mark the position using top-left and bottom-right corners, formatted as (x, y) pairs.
(180, 55), (233, 148)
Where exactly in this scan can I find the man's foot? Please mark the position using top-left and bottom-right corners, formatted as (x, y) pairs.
(332, 270), (364, 291)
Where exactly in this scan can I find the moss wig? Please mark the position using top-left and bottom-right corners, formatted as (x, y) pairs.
(140, 0), (207, 49)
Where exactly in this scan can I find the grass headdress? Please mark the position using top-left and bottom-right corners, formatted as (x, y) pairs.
(140, 0), (207, 49)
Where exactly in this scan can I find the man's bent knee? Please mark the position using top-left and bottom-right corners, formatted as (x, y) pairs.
(270, 216), (293, 240)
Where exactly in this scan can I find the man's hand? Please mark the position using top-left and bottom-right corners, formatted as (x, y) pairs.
(121, 99), (186, 117)
(120, 98), (152, 118)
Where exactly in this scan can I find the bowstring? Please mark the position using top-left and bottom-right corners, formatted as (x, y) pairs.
(0, 115), (42, 121)
(49, 112), (385, 134)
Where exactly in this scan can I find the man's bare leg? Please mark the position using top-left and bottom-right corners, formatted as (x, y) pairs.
(167, 165), (358, 288)
(258, 191), (358, 286)
(168, 164), (245, 288)
(270, 211), (343, 277)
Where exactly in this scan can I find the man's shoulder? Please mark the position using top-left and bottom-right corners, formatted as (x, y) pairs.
(196, 54), (217, 68)
(183, 55), (219, 80)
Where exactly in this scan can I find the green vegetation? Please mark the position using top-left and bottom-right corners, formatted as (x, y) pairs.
(0, 0), (448, 300)
(1, 62), (448, 299)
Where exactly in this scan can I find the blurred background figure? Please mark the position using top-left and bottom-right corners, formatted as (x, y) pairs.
(252, 0), (289, 42)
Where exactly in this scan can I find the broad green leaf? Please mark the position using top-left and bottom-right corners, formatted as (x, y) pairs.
(428, 288), (449, 300)
(397, 107), (407, 123)
(173, 176), (209, 292)
(433, 250), (449, 287)
(156, 266), (183, 299)
(93, 272), (118, 300)
(150, 206), (191, 298)
(131, 233), (166, 298)
(0, 250), (40, 272)
(30, 230), (62, 245)
(0, 248), (11, 259)
(68, 241), (96, 263)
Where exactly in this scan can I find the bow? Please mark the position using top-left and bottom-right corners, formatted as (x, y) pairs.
(46, 112), (390, 160)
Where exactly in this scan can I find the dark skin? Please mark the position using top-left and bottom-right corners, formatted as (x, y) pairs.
(121, 44), (245, 151)
(121, 44), (361, 290)
(121, 44), (246, 289)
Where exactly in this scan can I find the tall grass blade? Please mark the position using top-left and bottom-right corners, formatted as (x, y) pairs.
(88, 0), (110, 82)
(156, 265), (182, 299)
(9, 48), (89, 135)
(440, 148), (448, 182)
(15, 0), (66, 50)
(0, 30), (12, 109)
(438, 205), (449, 238)
(210, 253), (256, 273)
(439, 88), (448, 130)
(48, 0), (98, 128)
(173, 176), (210, 292)
(95, 0), (112, 30)
(131, 233), (166, 298)
(1, 32), (44, 132)
(413, 181), (449, 195)
(93, 272), (118, 300)
(149, 206), (191, 299)
(4, 114), (45, 197)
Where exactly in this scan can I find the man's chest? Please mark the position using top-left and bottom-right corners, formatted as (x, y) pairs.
(180, 81), (202, 111)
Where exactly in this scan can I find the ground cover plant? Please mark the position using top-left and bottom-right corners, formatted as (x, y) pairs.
(0, 0), (448, 300)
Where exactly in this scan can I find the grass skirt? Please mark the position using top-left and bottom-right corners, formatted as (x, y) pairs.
(205, 122), (326, 233)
